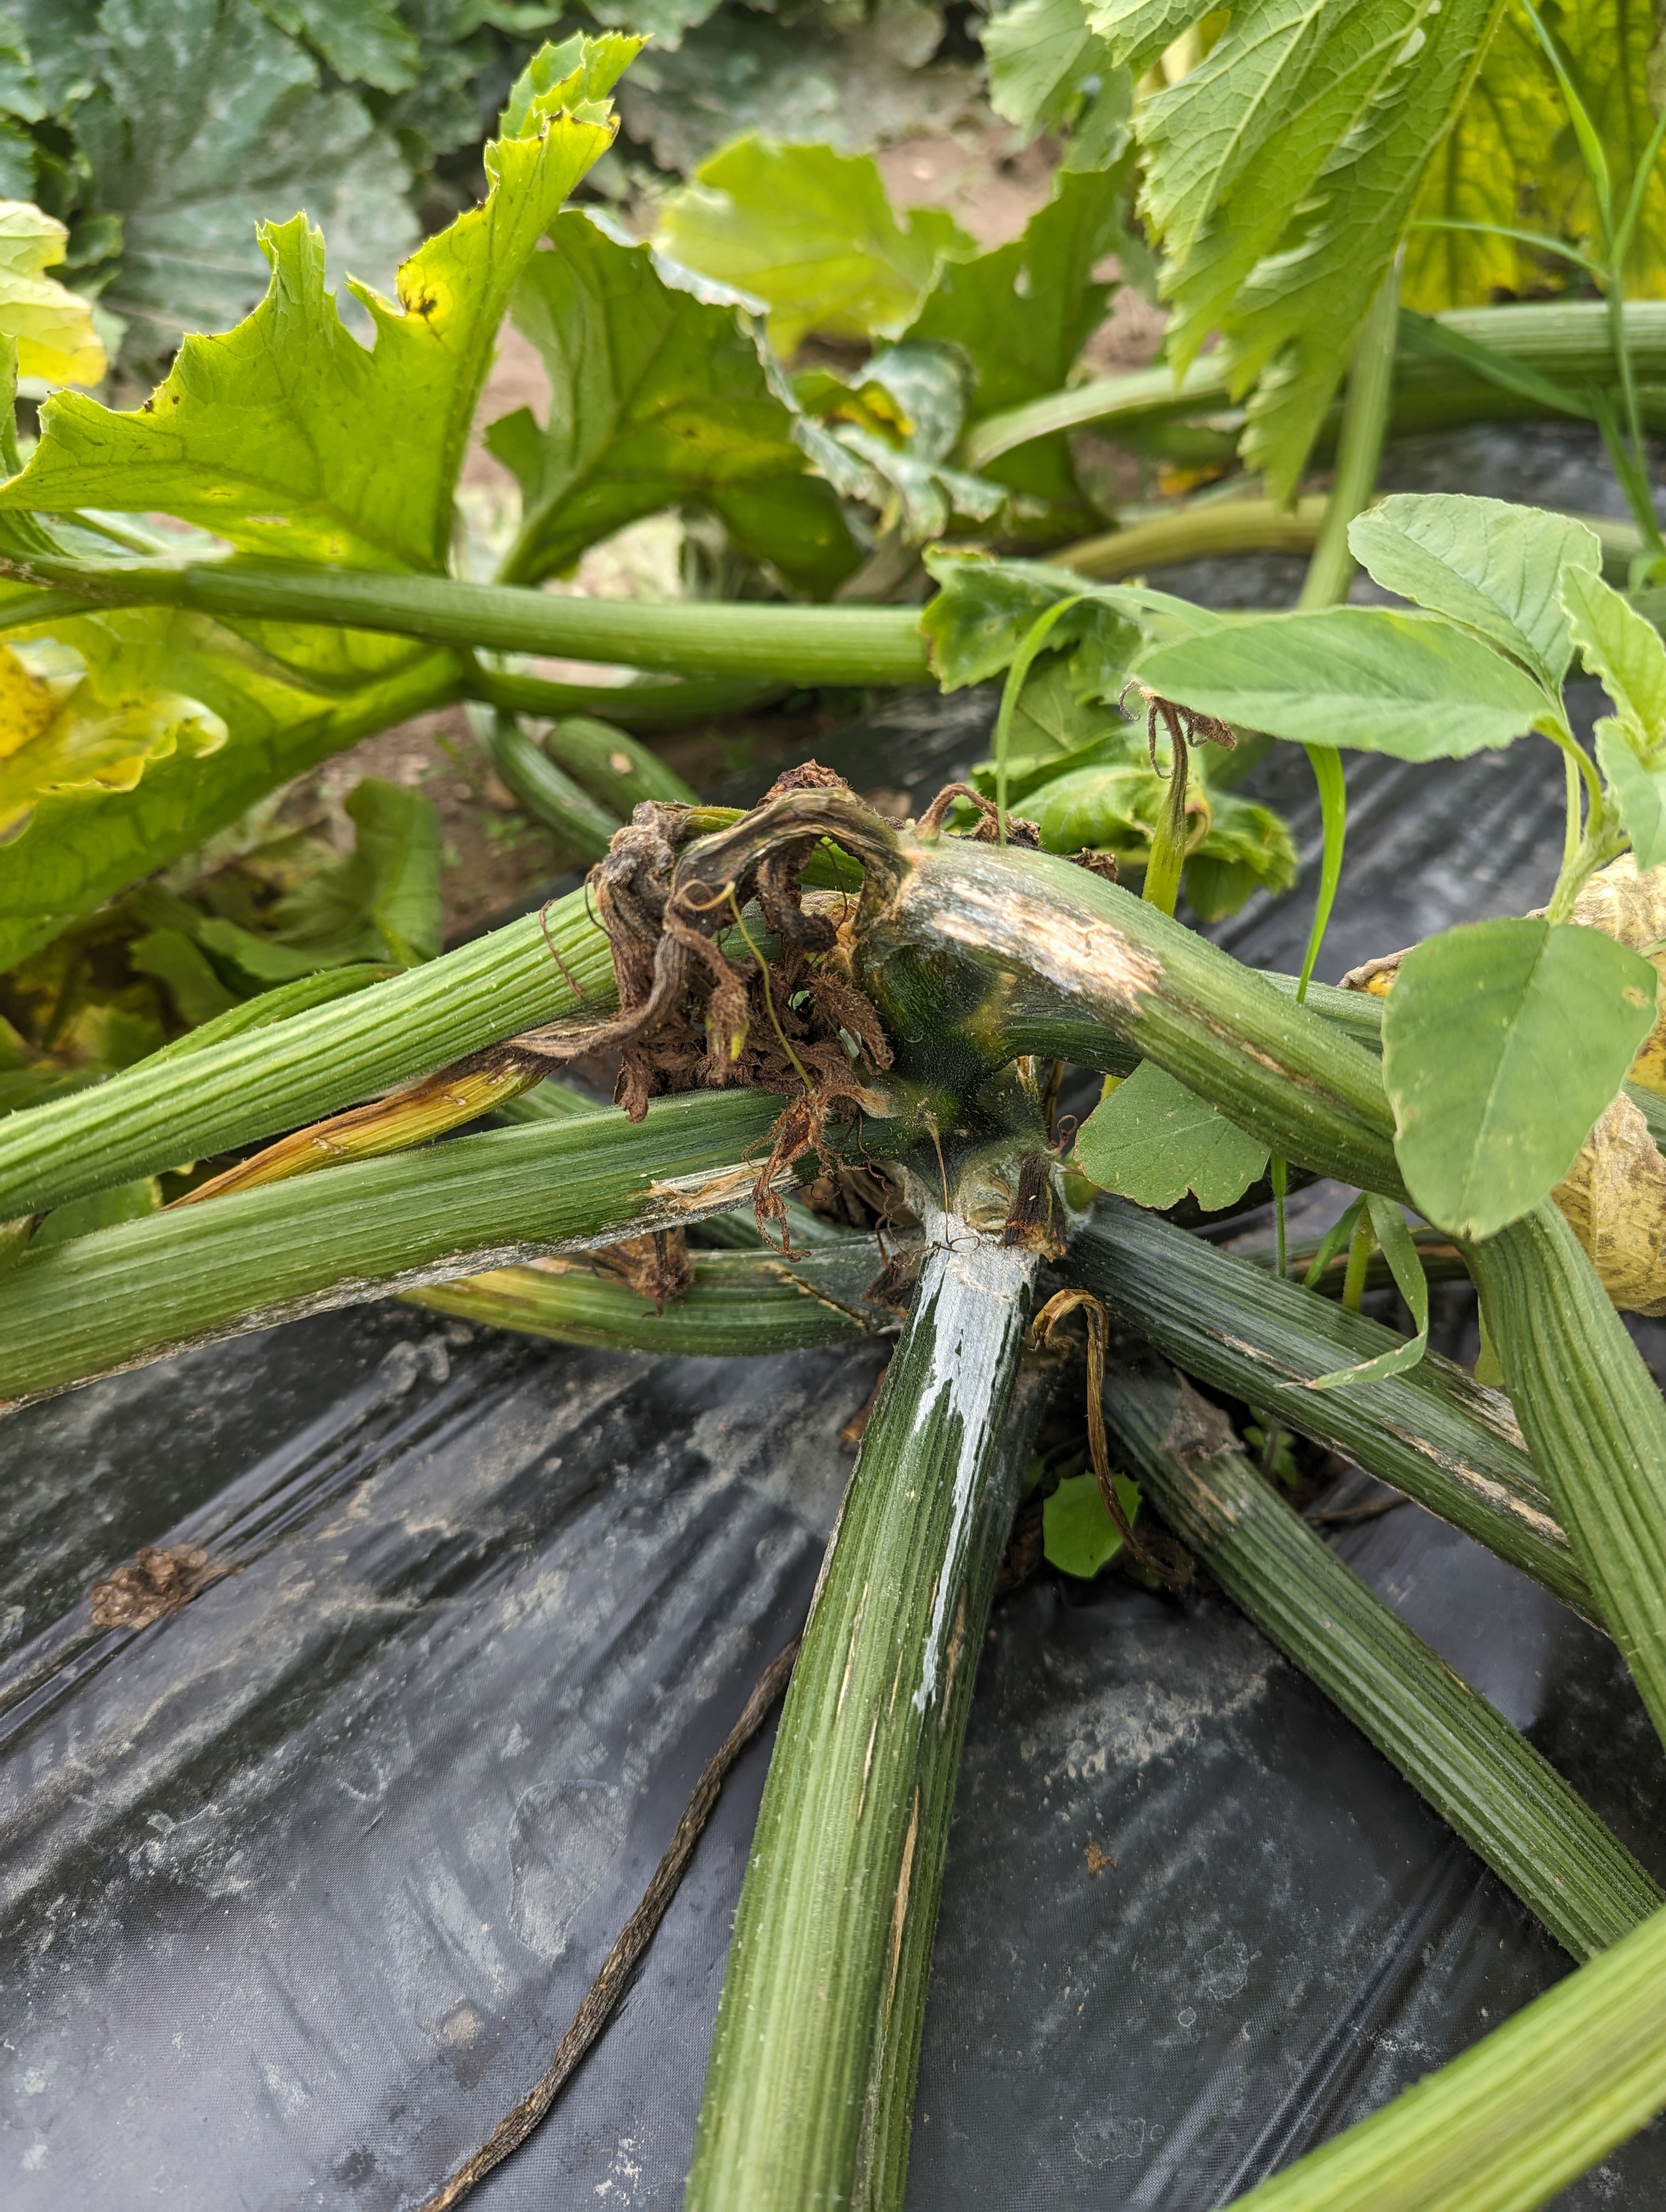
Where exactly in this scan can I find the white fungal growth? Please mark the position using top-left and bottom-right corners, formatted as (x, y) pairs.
(911, 1206), (1036, 1714)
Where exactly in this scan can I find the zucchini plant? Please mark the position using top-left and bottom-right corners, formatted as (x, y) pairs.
(8, 13), (1666, 2211)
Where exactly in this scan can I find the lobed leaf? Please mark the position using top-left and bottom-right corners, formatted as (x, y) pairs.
(654, 137), (972, 356)
(1074, 1057), (1270, 1211)
(1350, 491), (1602, 691)
(0, 34), (636, 571)
(1135, 605), (1550, 758)
(1381, 915), (1658, 1240)
(907, 162), (1133, 537)
(491, 208), (856, 594)
(0, 200), (105, 384)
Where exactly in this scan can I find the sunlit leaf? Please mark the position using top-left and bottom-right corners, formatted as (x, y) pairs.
(0, 615), (226, 844)
(1382, 915), (1658, 1240)
(1092, 0), (1506, 497)
(655, 136), (972, 355)
(1074, 1057), (1270, 1210)
(0, 34), (637, 569)
(489, 208), (856, 594)
(1349, 493), (1602, 691)
(1135, 606), (1552, 758)
(0, 200), (104, 384)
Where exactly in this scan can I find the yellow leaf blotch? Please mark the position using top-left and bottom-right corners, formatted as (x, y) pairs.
(0, 201), (106, 386)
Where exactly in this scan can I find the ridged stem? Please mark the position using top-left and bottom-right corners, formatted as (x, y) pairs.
(872, 834), (1402, 1193)
(1229, 1901), (1666, 2211)
(1105, 1356), (1658, 1959)
(0, 554), (933, 685)
(0, 1089), (778, 1407)
(1468, 1203), (1666, 1745)
(1064, 1200), (1595, 1626)
(962, 298), (1666, 466)
(406, 1240), (889, 1355)
(685, 1212), (1044, 2211)
(0, 889), (616, 1219)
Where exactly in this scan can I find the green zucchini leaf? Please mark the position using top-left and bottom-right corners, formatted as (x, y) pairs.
(1093, 0), (1503, 497)
(252, 0), (420, 92)
(0, 32), (637, 570)
(1381, 916), (1658, 1241)
(653, 137), (972, 356)
(11, 0), (419, 361)
(922, 551), (1214, 694)
(1349, 494), (1603, 692)
(489, 207), (856, 595)
(1134, 607), (1551, 760)
(1074, 1058), (1270, 1211)
(906, 161), (1135, 539)
(794, 342), (1005, 545)
(1043, 1467), (1144, 1579)
(983, 0), (1117, 133)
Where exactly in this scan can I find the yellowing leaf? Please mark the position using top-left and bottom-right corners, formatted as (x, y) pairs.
(0, 201), (105, 385)
(1407, 0), (1666, 308)
(655, 137), (972, 355)
(0, 616), (227, 844)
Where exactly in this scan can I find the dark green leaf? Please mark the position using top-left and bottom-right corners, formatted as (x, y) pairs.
(654, 136), (972, 355)
(1074, 1057), (1270, 1211)
(32, 1174), (159, 1249)
(127, 926), (240, 1027)
(1043, 1467), (1143, 1579)
(252, 0), (419, 92)
(270, 777), (441, 970)
(921, 551), (1212, 693)
(491, 208), (856, 594)
(907, 163), (1133, 537)
(17, 0), (418, 358)
(1349, 493), (1603, 691)
(1382, 917), (1658, 1240)
(1135, 607), (1552, 759)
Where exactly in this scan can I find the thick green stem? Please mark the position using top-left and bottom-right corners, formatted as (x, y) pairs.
(475, 710), (622, 858)
(1229, 1901), (1666, 2210)
(1300, 256), (1401, 609)
(0, 890), (616, 1219)
(962, 299), (1666, 467)
(0, 552), (932, 686)
(686, 1211), (1044, 2212)
(0, 1089), (780, 1407)
(1059, 498), (1327, 582)
(1468, 1203), (1666, 1747)
(465, 664), (787, 731)
(1105, 1358), (1661, 1960)
(1063, 1201), (1597, 1627)
(872, 833), (1402, 1193)
(406, 1240), (891, 1355)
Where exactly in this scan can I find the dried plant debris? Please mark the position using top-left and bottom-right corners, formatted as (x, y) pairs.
(88, 1544), (237, 1631)
(512, 766), (898, 1247)
(588, 1229), (697, 1313)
